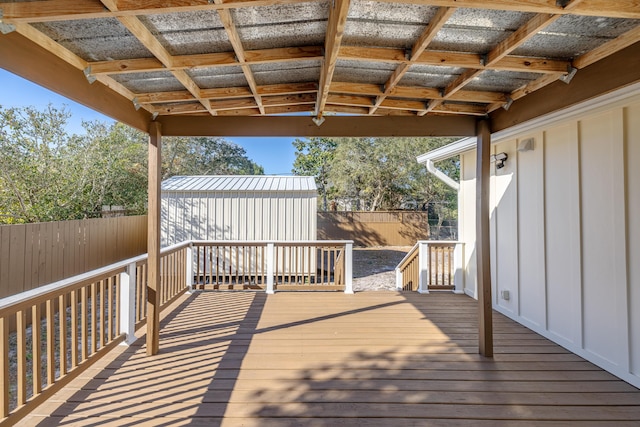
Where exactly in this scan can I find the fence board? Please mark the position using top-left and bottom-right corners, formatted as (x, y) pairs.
(318, 211), (430, 247)
(0, 216), (147, 298)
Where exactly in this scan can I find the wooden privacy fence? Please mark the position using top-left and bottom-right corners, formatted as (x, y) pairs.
(0, 216), (147, 299)
(191, 241), (352, 292)
(317, 211), (429, 247)
(396, 241), (464, 293)
(0, 241), (188, 425)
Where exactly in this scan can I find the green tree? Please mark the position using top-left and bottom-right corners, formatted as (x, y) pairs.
(0, 105), (264, 223)
(291, 137), (336, 210)
(291, 136), (459, 214)
(163, 136), (264, 179)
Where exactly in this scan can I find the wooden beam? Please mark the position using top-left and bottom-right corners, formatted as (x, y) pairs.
(147, 121), (162, 356)
(0, 0), (112, 23)
(315, 0), (350, 118)
(156, 115), (477, 137)
(4, 0), (638, 23)
(475, 118), (493, 358)
(378, 0), (640, 19)
(490, 41), (640, 133)
(339, 46), (570, 74)
(485, 13), (561, 66)
(573, 25), (640, 70)
(0, 31), (151, 131)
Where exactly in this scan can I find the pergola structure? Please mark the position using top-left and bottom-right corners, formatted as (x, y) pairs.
(1, 0), (640, 357)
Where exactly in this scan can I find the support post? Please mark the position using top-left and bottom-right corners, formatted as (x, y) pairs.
(476, 119), (493, 357)
(186, 243), (193, 293)
(344, 242), (353, 294)
(417, 241), (429, 294)
(453, 242), (464, 294)
(147, 121), (162, 355)
(120, 263), (137, 345)
(266, 242), (275, 294)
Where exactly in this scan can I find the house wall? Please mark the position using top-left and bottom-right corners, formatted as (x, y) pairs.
(459, 87), (640, 388)
(161, 190), (317, 246)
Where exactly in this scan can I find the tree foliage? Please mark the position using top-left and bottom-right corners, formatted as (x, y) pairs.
(0, 105), (263, 224)
(291, 138), (337, 211)
(291, 136), (459, 216)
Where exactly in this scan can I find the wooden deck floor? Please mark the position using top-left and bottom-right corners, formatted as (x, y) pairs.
(25, 291), (640, 426)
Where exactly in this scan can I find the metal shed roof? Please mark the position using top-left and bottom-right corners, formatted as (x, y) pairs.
(162, 175), (318, 192)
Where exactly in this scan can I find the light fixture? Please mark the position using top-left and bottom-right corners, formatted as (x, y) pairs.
(491, 152), (508, 169)
(518, 137), (535, 152)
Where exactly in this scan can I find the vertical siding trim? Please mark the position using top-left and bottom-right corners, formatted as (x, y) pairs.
(612, 107), (631, 372)
(540, 132), (548, 331)
(573, 120), (585, 351)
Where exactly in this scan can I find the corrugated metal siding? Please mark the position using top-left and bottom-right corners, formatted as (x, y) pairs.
(161, 176), (317, 246)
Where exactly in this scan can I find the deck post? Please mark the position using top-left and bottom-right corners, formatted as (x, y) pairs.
(119, 262), (137, 345)
(147, 121), (162, 355)
(186, 242), (193, 293)
(476, 119), (493, 357)
(344, 241), (353, 294)
(453, 242), (464, 294)
(266, 242), (275, 294)
(417, 241), (429, 294)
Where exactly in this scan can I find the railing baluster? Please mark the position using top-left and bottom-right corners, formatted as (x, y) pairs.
(81, 286), (88, 362)
(16, 310), (26, 406)
(0, 317), (9, 418)
(90, 282), (97, 355)
(59, 294), (67, 376)
(99, 279), (105, 349)
(46, 300), (55, 386)
(108, 275), (114, 341)
(33, 304), (42, 394)
(71, 289), (78, 368)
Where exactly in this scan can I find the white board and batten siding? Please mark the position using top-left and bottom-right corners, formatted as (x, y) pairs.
(161, 176), (317, 246)
(458, 83), (640, 388)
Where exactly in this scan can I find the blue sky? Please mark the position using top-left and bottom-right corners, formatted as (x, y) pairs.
(0, 69), (298, 175)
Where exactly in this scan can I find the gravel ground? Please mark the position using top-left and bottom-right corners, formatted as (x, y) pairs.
(352, 246), (411, 292)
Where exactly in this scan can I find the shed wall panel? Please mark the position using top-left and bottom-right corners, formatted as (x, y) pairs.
(161, 178), (317, 246)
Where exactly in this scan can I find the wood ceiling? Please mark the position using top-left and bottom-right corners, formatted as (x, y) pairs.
(1, 0), (640, 136)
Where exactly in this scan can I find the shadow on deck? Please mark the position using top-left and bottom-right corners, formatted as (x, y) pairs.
(26, 292), (640, 426)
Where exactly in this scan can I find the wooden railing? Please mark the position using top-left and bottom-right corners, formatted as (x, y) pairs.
(396, 244), (421, 291)
(191, 241), (353, 292)
(0, 238), (351, 425)
(395, 241), (463, 293)
(0, 242), (189, 425)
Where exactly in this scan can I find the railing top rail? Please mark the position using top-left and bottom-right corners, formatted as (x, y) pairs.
(191, 240), (354, 246)
(395, 240), (464, 271)
(396, 242), (421, 271)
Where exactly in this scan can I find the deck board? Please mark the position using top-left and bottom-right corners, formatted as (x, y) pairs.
(24, 292), (640, 426)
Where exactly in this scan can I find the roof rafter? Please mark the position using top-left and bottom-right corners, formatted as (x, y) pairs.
(213, 0), (265, 115)
(369, 6), (456, 115)
(314, 0), (351, 121)
(98, 0), (217, 116)
(420, 11), (562, 116)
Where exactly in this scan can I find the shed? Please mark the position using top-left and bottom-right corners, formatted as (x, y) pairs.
(161, 175), (317, 247)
